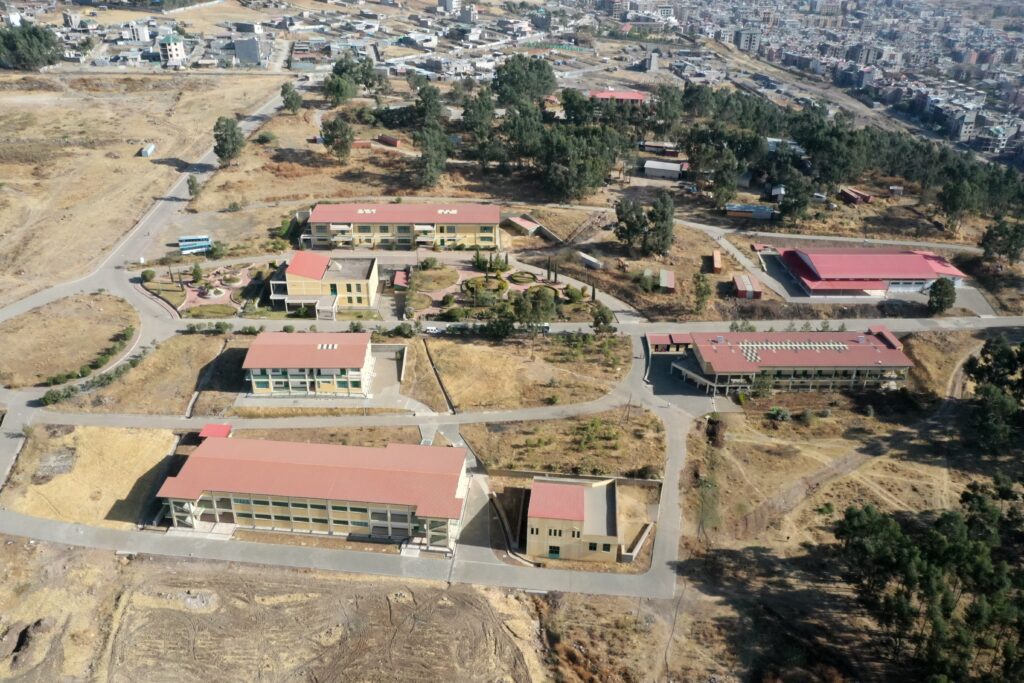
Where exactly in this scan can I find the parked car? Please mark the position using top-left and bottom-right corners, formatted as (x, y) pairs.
(424, 326), (440, 334)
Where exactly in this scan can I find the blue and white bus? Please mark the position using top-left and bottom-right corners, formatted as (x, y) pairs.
(178, 235), (212, 255)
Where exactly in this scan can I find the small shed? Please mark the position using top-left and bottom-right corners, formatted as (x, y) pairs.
(725, 203), (774, 220)
(889, 185), (904, 198)
(659, 269), (676, 292)
(139, 143), (156, 157)
(643, 159), (683, 180)
(377, 134), (401, 148)
(733, 274), (762, 299)
(199, 424), (233, 439)
(711, 249), (723, 274)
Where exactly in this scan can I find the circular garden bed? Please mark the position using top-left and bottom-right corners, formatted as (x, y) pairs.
(461, 276), (509, 294)
(526, 284), (560, 300)
(507, 271), (538, 285)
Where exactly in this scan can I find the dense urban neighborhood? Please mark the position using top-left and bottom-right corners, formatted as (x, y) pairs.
(1, 0), (1024, 679)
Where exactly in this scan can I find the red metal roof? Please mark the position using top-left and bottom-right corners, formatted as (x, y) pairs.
(588, 89), (648, 102)
(157, 437), (467, 519)
(309, 203), (500, 225)
(732, 274), (762, 294)
(242, 332), (371, 370)
(668, 326), (913, 374)
(783, 248), (965, 283)
(647, 333), (671, 346)
(199, 424), (233, 439)
(528, 480), (584, 521)
(393, 271), (409, 287)
(286, 251), (330, 281)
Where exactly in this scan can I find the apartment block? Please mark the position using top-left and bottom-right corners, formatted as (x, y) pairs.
(243, 331), (374, 397)
(525, 478), (620, 562)
(269, 252), (378, 320)
(158, 437), (469, 550)
(305, 203), (501, 250)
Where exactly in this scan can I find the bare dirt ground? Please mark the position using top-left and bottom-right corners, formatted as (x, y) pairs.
(542, 224), (779, 321)
(517, 206), (595, 241)
(62, 334), (235, 415)
(0, 537), (544, 682)
(427, 335), (630, 410)
(462, 406), (664, 477)
(0, 425), (177, 529)
(233, 426), (421, 447)
(0, 293), (137, 388)
(399, 337), (450, 413)
(0, 73), (286, 308)
(670, 331), (1021, 680)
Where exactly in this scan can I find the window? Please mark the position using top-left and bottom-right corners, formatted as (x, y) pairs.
(378, 225), (389, 233)
(232, 498), (251, 505)
(480, 225), (493, 233)
(331, 505), (347, 512)
(391, 513), (409, 523)
(350, 507), (367, 513)
(237, 512), (253, 519)
(254, 513), (272, 520)
(397, 225), (411, 234)
(548, 529), (562, 537)
(571, 530), (580, 538)
(292, 516), (310, 523)
(309, 504), (327, 510)
(351, 380), (361, 388)
(371, 511), (388, 521)
(272, 501), (289, 508)
(530, 527), (539, 535)
(346, 283), (352, 292)
(355, 283), (361, 292)
(351, 520), (369, 527)
(602, 543), (611, 552)
(356, 297), (363, 304)
(312, 518), (329, 524)
(358, 225), (372, 233)
(254, 380), (269, 389)
(589, 542), (597, 551)
(251, 499), (269, 506)
(347, 297), (353, 304)
(479, 236), (493, 242)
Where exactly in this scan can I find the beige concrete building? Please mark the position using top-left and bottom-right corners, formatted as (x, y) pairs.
(305, 203), (501, 250)
(269, 253), (378, 321)
(243, 331), (374, 397)
(525, 477), (620, 562)
(158, 437), (469, 550)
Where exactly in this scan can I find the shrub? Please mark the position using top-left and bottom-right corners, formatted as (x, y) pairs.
(141, 269), (156, 283)
(238, 325), (262, 335)
(815, 501), (834, 515)
(226, 201), (243, 212)
(767, 407), (791, 422)
(544, 395), (559, 405)
(420, 257), (439, 270)
(255, 131), (277, 145)
(441, 293), (456, 307)
(390, 322), (415, 338)
(563, 285), (584, 304)
(349, 321), (365, 332)
(283, 325), (295, 333)
(213, 322), (233, 334)
(796, 409), (815, 426)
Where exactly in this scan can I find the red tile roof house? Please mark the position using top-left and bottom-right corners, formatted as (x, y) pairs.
(158, 437), (469, 550)
(647, 326), (913, 395)
(525, 477), (620, 562)
(778, 248), (966, 297)
(303, 203), (501, 250)
(267, 252), (379, 321)
(243, 331), (376, 398)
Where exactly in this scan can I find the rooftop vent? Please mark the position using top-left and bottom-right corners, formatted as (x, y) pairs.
(317, 343), (338, 350)
(856, 335), (866, 344)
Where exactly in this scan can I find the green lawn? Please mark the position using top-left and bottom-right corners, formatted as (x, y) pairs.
(184, 304), (238, 318)
(335, 310), (383, 321)
(143, 281), (187, 309)
(408, 292), (433, 311)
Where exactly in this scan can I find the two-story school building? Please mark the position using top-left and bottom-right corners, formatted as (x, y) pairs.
(525, 477), (620, 563)
(243, 331), (374, 397)
(648, 326), (913, 395)
(157, 437), (469, 550)
(304, 203), (501, 250)
(268, 252), (378, 321)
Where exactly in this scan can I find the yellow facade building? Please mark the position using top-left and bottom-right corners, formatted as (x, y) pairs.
(243, 331), (373, 397)
(525, 477), (620, 563)
(269, 253), (378, 321)
(305, 203), (501, 250)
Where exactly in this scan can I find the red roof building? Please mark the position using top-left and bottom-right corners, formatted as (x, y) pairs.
(159, 437), (469, 549)
(648, 326), (913, 395)
(587, 89), (648, 103)
(242, 332), (375, 398)
(309, 203), (500, 226)
(779, 248), (966, 296)
(198, 424), (233, 439)
(526, 477), (619, 562)
(285, 251), (330, 281)
(305, 203), (502, 251)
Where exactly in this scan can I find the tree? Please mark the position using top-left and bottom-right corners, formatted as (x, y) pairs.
(963, 335), (1024, 400)
(927, 277), (956, 315)
(492, 54), (556, 105)
(693, 272), (712, 312)
(938, 180), (976, 235)
(322, 74), (357, 106)
(969, 383), (1019, 451)
(413, 122), (449, 188)
(281, 82), (302, 114)
(981, 219), (1024, 264)
(415, 84), (443, 126)
(213, 116), (245, 165)
(0, 24), (60, 70)
(321, 115), (355, 161)
(500, 102), (544, 166)
(463, 87), (496, 171)
(592, 302), (615, 334)
(191, 263), (203, 283)
(711, 148), (739, 209)
(186, 174), (201, 199)
(560, 88), (594, 125)
(613, 198), (647, 252)
(612, 192), (673, 256)
(778, 170), (812, 220)
(141, 269), (156, 283)
(332, 53), (385, 91)
(513, 287), (557, 331)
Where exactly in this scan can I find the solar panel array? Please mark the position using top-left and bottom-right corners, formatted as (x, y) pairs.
(738, 340), (848, 363)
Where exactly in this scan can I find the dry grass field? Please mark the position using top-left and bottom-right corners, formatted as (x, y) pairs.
(0, 293), (137, 388)
(669, 330), (1024, 680)
(462, 407), (664, 477)
(0, 425), (177, 529)
(517, 206), (596, 240)
(0, 73), (285, 307)
(427, 335), (630, 410)
(233, 426), (421, 447)
(63, 334), (230, 415)
(0, 537), (546, 682)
